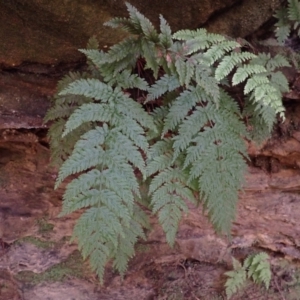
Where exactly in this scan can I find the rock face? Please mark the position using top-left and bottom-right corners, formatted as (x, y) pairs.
(0, 0), (281, 68)
(0, 130), (300, 298)
(2, 1), (300, 299)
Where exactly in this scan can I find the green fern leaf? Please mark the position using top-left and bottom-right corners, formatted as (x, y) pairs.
(44, 104), (77, 122)
(270, 71), (289, 93)
(79, 49), (106, 69)
(215, 52), (256, 81)
(163, 86), (206, 134)
(204, 40), (239, 65)
(59, 78), (116, 101)
(195, 65), (220, 104)
(108, 70), (149, 90)
(106, 131), (146, 175)
(173, 28), (208, 40)
(125, 2), (159, 42)
(288, 0), (300, 21)
(225, 258), (247, 299)
(159, 15), (172, 48)
(146, 74), (180, 102)
(115, 117), (149, 152)
(276, 24), (291, 44)
(113, 220), (142, 275)
(104, 17), (142, 35)
(141, 39), (160, 77)
(106, 37), (141, 65)
(174, 93), (248, 233)
(55, 146), (104, 188)
(175, 57), (187, 86)
(244, 74), (269, 94)
(243, 99), (273, 144)
(62, 103), (113, 137)
(266, 54), (290, 71)
(232, 64), (267, 86)
(245, 252), (271, 289)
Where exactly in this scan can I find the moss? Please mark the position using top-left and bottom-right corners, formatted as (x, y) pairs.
(36, 217), (54, 234)
(15, 236), (55, 249)
(136, 244), (150, 253)
(15, 251), (91, 285)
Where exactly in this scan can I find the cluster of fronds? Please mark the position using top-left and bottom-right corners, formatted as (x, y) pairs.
(225, 252), (272, 298)
(275, 0), (300, 44)
(45, 3), (288, 281)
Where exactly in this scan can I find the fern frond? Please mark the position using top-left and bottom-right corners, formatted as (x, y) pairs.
(125, 2), (159, 43)
(104, 17), (142, 35)
(113, 218), (144, 275)
(174, 92), (248, 233)
(55, 146), (105, 188)
(173, 28), (208, 40)
(150, 178), (194, 246)
(276, 23), (291, 45)
(61, 169), (102, 211)
(244, 74), (269, 94)
(115, 94), (157, 131)
(106, 37), (141, 65)
(204, 40), (240, 65)
(244, 252), (271, 289)
(288, 0), (300, 21)
(73, 208), (121, 282)
(159, 15), (172, 48)
(195, 65), (220, 104)
(243, 99), (273, 144)
(250, 53), (290, 71)
(115, 117), (149, 152)
(106, 131), (146, 175)
(256, 102), (277, 131)
(225, 258), (247, 299)
(108, 70), (149, 90)
(79, 49), (106, 69)
(232, 64), (267, 86)
(215, 52), (256, 81)
(163, 86), (207, 134)
(59, 78), (116, 101)
(270, 71), (289, 93)
(146, 150), (174, 176)
(47, 4), (287, 283)
(44, 104), (77, 122)
(172, 103), (216, 156)
(56, 71), (84, 93)
(175, 57), (194, 86)
(48, 120), (92, 167)
(266, 54), (290, 71)
(146, 74), (180, 102)
(62, 103), (113, 136)
(141, 39), (160, 77)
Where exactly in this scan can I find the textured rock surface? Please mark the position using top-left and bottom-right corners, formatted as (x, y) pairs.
(1, 1), (300, 298)
(0, 0), (280, 68)
(0, 129), (300, 298)
(0, 72), (56, 129)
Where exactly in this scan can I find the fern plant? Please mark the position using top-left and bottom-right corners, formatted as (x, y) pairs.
(225, 252), (272, 298)
(45, 3), (289, 281)
(275, 0), (300, 44)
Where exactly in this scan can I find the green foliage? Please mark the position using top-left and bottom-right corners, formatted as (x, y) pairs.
(46, 3), (287, 281)
(225, 252), (272, 299)
(275, 0), (300, 44)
